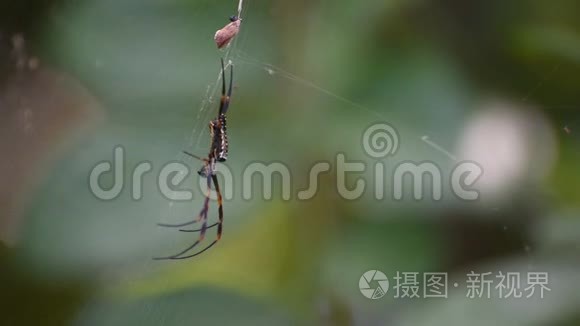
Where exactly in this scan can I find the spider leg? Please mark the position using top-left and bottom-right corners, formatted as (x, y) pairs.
(159, 175), (224, 259)
(218, 59), (234, 115)
(153, 203), (210, 260)
(212, 174), (224, 240)
(156, 199), (208, 227)
(168, 174), (222, 236)
(179, 222), (218, 233)
(157, 159), (210, 228)
(154, 174), (224, 260)
(152, 240), (202, 260)
(182, 151), (208, 163)
(153, 173), (214, 260)
(158, 240), (218, 260)
(157, 214), (204, 228)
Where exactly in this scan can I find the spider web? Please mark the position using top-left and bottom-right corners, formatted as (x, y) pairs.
(186, 0), (246, 153)
(158, 0), (248, 237)
(227, 52), (544, 268)
(155, 0), (554, 260)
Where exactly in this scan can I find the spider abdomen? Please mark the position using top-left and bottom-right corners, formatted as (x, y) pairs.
(217, 114), (228, 162)
(210, 114), (228, 162)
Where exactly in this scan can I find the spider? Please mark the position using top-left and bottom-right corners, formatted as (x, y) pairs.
(155, 59), (233, 260)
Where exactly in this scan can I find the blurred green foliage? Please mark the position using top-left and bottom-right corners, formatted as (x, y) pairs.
(1, 0), (580, 325)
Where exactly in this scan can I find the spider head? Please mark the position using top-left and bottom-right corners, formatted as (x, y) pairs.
(229, 15), (239, 22)
(197, 167), (208, 178)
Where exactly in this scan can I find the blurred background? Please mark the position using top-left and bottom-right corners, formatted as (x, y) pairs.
(1, 0), (579, 325)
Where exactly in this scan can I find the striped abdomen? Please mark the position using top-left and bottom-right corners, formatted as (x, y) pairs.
(210, 113), (228, 162)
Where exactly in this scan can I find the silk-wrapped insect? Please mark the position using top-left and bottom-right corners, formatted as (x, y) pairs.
(214, 16), (241, 49)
